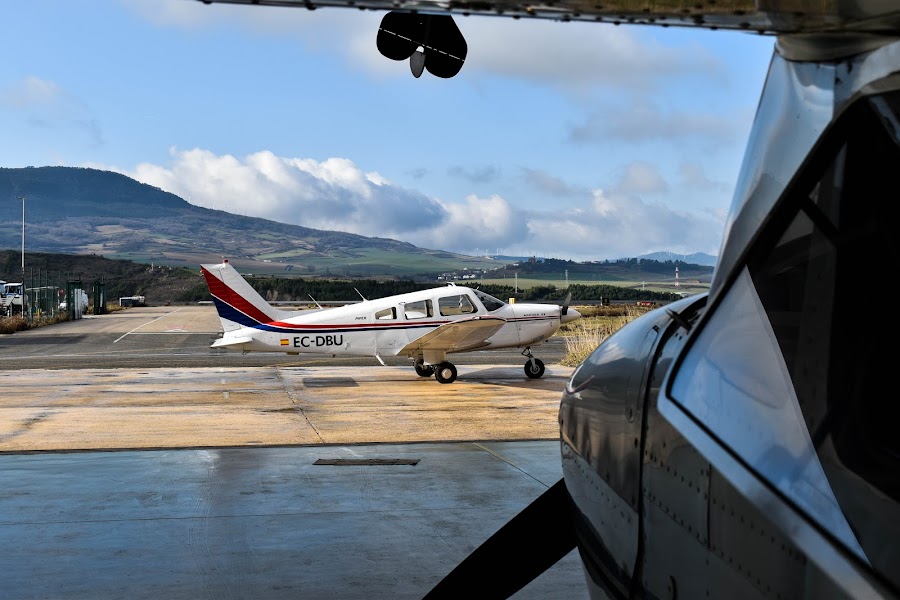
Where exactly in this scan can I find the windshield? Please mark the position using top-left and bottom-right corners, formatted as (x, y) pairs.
(473, 289), (506, 312)
(667, 86), (900, 587)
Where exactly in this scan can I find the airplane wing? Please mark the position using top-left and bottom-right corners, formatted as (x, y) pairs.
(196, 0), (873, 37)
(400, 315), (506, 355)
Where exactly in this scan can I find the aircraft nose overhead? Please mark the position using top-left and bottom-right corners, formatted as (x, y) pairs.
(561, 307), (581, 324)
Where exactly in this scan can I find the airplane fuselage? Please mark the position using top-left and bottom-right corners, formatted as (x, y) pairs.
(202, 260), (579, 383)
(217, 287), (563, 357)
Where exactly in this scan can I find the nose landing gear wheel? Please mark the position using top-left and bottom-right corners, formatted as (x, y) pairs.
(524, 358), (545, 379)
(434, 362), (458, 384)
(415, 362), (435, 377)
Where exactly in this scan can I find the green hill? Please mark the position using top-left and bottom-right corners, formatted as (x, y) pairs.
(0, 167), (714, 302)
(0, 166), (493, 279)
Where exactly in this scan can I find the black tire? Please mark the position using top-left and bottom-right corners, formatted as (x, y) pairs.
(434, 362), (458, 384)
(415, 362), (435, 377)
(524, 358), (545, 379)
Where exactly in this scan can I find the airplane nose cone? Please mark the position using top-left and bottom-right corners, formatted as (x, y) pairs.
(561, 307), (581, 324)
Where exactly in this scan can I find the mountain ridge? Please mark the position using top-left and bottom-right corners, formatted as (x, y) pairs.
(0, 166), (716, 278)
(0, 166), (491, 279)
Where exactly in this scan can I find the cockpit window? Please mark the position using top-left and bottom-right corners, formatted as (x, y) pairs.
(438, 294), (476, 316)
(472, 289), (505, 312)
(743, 89), (900, 583)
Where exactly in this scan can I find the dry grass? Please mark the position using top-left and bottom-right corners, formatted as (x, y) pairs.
(0, 311), (79, 334)
(558, 304), (650, 367)
(0, 315), (30, 334)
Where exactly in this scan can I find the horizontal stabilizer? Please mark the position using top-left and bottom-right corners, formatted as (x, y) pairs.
(400, 316), (505, 355)
(211, 336), (255, 349)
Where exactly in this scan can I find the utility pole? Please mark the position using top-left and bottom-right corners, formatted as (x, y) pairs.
(16, 195), (26, 319)
(16, 196), (25, 274)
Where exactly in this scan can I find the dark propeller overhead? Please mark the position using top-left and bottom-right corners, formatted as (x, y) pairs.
(376, 11), (467, 78)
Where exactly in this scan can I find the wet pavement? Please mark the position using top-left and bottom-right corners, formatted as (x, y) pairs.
(0, 306), (590, 599)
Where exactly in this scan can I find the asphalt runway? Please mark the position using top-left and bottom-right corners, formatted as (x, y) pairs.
(0, 304), (570, 370)
(0, 305), (590, 599)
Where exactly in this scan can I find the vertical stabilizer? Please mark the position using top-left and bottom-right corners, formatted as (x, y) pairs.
(200, 260), (292, 332)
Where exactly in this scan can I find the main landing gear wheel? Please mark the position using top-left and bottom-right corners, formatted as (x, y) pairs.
(434, 362), (458, 384)
(524, 358), (545, 379)
(414, 361), (435, 377)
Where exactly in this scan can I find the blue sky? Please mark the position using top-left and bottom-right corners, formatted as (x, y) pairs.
(0, 0), (775, 261)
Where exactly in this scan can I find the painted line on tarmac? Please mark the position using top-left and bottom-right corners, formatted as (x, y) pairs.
(113, 308), (185, 343)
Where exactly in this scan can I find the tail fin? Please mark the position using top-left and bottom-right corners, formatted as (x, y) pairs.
(200, 260), (292, 332)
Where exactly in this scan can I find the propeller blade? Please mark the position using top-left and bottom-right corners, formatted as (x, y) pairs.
(561, 291), (571, 316)
(424, 478), (577, 599)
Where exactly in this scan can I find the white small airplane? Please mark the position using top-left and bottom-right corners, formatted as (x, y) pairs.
(201, 259), (581, 383)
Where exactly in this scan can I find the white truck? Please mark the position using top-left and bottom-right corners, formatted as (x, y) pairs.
(59, 289), (89, 315)
(0, 282), (26, 317)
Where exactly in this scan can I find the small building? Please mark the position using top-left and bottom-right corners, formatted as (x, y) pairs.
(119, 296), (146, 307)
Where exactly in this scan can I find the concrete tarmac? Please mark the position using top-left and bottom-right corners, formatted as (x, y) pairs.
(0, 306), (591, 599)
(0, 364), (571, 451)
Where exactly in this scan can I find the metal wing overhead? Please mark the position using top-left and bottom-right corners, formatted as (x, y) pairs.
(399, 315), (506, 355)
(195, 0), (900, 37)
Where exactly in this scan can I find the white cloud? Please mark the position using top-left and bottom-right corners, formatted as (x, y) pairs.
(460, 19), (724, 92)
(126, 0), (385, 58)
(518, 187), (722, 259)
(93, 147), (723, 260)
(107, 147), (446, 236)
(615, 161), (667, 195)
(570, 98), (738, 144)
(0, 76), (104, 147)
(447, 165), (502, 184)
(124, 0), (354, 33)
(677, 161), (730, 192)
(126, 2), (724, 92)
(0, 76), (62, 108)
(520, 168), (584, 196)
(403, 194), (529, 252)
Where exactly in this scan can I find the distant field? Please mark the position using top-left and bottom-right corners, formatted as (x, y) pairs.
(477, 276), (710, 295)
(118, 248), (498, 279)
(259, 248), (494, 278)
(479, 277), (634, 288)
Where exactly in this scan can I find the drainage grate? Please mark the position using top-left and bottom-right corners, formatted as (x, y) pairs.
(313, 458), (420, 466)
(303, 378), (359, 388)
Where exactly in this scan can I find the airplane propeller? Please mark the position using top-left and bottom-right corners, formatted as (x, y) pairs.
(561, 291), (571, 316)
(423, 479), (577, 598)
(376, 11), (467, 78)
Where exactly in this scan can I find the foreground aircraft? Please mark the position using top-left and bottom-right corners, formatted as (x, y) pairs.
(201, 260), (580, 383)
(197, 0), (900, 598)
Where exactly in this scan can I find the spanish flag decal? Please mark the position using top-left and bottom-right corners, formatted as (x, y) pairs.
(280, 339), (290, 346)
